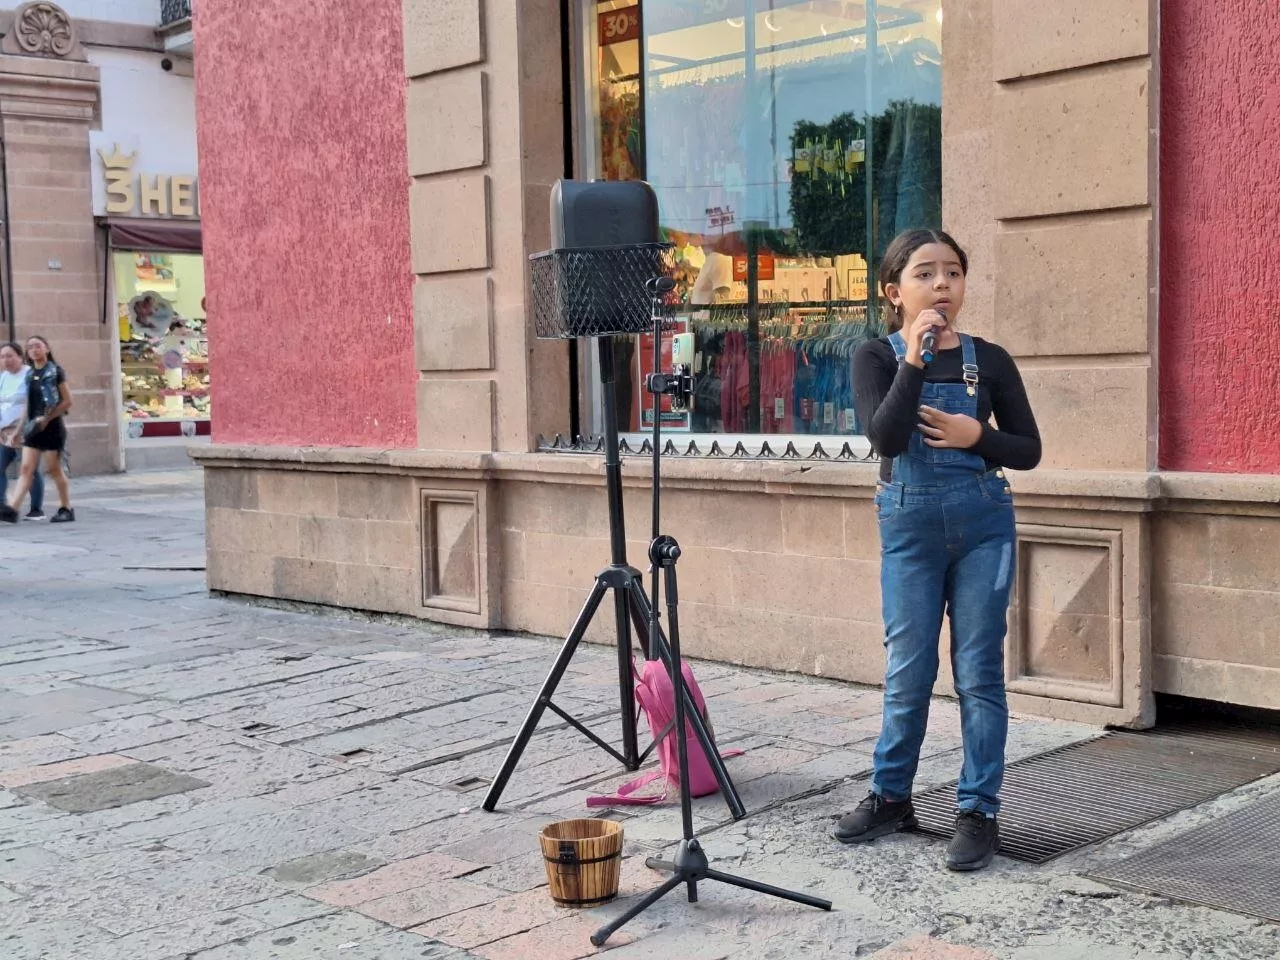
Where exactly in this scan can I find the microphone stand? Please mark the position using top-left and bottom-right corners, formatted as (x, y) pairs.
(589, 280), (833, 947)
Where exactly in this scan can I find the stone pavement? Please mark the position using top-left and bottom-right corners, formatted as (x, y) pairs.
(0, 469), (1277, 960)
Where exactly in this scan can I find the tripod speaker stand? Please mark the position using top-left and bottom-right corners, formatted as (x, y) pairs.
(482, 183), (745, 820)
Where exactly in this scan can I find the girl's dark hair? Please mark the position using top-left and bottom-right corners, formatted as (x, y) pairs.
(0, 341), (21, 357)
(878, 229), (969, 332)
(24, 335), (55, 366)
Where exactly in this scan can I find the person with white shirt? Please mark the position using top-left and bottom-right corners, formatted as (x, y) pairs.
(0, 341), (44, 520)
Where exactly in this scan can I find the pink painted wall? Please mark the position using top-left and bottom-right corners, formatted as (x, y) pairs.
(1160, 0), (1280, 473)
(193, 0), (416, 447)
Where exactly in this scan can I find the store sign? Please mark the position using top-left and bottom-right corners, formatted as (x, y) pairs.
(598, 6), (639, 45)
(733, 253), (775, 282)
(705, 205), (735, 229)
(98, 144), (199, 218)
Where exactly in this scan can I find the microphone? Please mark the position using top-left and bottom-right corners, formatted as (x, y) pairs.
(921, 308), (944, 365)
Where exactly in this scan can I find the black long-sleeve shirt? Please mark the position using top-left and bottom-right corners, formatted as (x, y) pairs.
(853, 337), (1041, 482)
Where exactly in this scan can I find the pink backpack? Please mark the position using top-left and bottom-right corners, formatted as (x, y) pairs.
(587, 658), (742, 808)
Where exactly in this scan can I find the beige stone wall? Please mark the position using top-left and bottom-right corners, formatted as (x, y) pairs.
(197, 449), (1178, 726)
(202, 453), (501, 630)
(1152, 477), (1280, 711)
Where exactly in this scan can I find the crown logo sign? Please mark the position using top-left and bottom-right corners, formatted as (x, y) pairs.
(98, 144), (137, 170)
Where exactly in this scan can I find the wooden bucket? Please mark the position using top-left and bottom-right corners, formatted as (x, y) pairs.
(539, 818), (624, 907)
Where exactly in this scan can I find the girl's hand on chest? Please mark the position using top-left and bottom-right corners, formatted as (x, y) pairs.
(918, 405), (983, 449)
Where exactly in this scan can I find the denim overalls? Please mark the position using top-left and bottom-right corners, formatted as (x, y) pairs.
(871, 331), (1016, 815)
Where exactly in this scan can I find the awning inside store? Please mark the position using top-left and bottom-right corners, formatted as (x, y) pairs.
(106, 218), (202, 253)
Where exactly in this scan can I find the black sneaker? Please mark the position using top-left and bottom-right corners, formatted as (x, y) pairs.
(946, 811), (999, 871)
(0, 504), (16, 523)
(833, 791), (917, 844)
(49, 507), (75, 524)
(24, 509), (44, 521)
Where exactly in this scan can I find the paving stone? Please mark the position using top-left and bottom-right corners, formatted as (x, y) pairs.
(0, 916), (112, 960)
(231, 893), (337, 928)
(165, 808), (377, 872)
(0, 753), (137, 789)
(0, 734), (83, 771)
(411, 886), (570, 949)
(0, 845), (66, 886)
(262, 768), (395, 807)
(185, 912), (438, 959)
(467, 851), (554, 894)
(93, 909), (266, 960)
(438, 815), (559, 865)
(14, 762), (208, 813)
(263, 849), (387, 886)
(472, 913), (633, 960)
(869, 936), (1001, 960)
(307, 851), (482, 907)
(355, 877), (503, 928)
(296, 777), (465, 833)
(58, 715), (203, 753)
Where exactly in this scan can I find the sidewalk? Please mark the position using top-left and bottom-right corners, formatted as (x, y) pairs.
(0, 470), (1277, 960)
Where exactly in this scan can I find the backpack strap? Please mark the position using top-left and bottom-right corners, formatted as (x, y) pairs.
(586, 770), (668, 808)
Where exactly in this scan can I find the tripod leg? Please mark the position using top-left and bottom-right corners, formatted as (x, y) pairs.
(590, 873), (684, 947)
(627, 580), (747, 821)
(611, 583), (640, 769)
(704, 868), (833, 911)
(482, 579), (609, 812)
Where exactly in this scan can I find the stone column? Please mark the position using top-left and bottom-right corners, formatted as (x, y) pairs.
(0, 4), (111, 472)
(399, 0), (566, 626)
(944, 0), (1159, 726)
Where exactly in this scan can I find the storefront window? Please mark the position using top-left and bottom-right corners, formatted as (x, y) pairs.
(115, 251), (209, 439)
(580, 0), (942, 440)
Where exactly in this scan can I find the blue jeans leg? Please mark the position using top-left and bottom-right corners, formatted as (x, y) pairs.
(946, 501), (1016, 814)
(2, 446), (43, 512)
(29, 456), (44, 513)
(0, 445), (12, 504)
(872, 499), (947, 802)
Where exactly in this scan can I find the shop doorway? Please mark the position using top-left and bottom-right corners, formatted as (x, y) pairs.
(105, 221), (208, 471)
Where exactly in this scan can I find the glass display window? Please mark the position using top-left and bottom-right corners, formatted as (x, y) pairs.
(577, 0), (943, 444)
(114, 251), (210, 439)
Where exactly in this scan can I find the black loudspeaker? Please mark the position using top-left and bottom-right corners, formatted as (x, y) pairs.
(530, 180), (671, 339)
(551, 179), (660, 248)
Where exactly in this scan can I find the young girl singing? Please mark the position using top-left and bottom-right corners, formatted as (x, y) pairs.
(835, 229), (1041, 871)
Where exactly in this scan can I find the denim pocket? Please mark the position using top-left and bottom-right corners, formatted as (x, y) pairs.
(874, 490), (898, 522)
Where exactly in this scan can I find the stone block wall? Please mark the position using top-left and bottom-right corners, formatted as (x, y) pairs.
(1151, 479), (1280, 710)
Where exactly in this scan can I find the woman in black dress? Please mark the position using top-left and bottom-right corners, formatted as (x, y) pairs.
(2, 336), (74, 523)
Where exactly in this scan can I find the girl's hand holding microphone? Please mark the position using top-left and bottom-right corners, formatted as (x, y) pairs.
(902, 308), (947, 369)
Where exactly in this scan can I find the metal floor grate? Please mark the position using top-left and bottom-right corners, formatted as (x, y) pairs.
(911, 718), (1280, 863)
(1087, 790), (1280, 923)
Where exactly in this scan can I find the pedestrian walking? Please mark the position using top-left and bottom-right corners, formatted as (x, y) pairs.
(1, 336), (74, 524)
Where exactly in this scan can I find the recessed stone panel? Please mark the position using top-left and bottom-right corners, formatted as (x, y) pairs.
(421, 489), (481, 613)
(1008, 525), (1124, 708)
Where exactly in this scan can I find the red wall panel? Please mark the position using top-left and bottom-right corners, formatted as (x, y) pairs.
(194, 0), (416, 447)
(1160, 0), (1280, 472)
